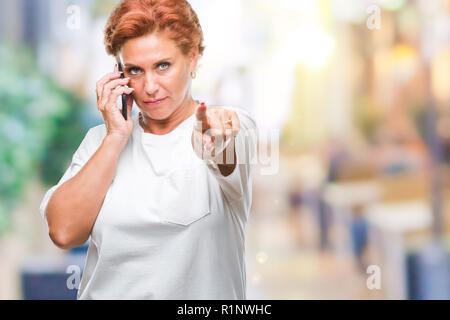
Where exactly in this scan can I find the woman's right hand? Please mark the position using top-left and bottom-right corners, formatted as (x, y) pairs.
(96, 65), (135, 144)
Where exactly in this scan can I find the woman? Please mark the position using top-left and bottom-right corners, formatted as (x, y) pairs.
(39, 0), (256, 299)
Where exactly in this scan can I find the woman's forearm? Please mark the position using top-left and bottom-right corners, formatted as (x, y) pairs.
(46, 134), (127, 250)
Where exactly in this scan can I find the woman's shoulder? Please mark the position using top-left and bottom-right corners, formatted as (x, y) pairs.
(85, 123), (107, 142)
(74, 123), (107, 159)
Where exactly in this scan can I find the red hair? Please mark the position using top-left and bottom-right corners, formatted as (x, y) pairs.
(104, 0), (205, 57)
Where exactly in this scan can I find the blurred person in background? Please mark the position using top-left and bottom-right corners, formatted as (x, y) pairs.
(39, 0), (256, 299)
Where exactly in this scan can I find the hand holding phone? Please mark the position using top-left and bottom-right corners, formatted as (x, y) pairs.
(95, 61), (135, 144)
(117, 54), (128, 120)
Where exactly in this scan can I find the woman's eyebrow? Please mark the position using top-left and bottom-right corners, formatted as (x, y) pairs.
(125, 58), (172, 69)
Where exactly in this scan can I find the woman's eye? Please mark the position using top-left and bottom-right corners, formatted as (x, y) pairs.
(158, 62), (170, 71)
(128, 67), (141, 75)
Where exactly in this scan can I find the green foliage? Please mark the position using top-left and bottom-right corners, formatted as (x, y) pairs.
(92, 0), (119, 18)
(0, 43), (86, 236)
(39, 93), (86, 186)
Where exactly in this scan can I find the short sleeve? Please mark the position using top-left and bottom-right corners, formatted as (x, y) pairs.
(204, 107), (258, 220)
(39, 125), (106, 228)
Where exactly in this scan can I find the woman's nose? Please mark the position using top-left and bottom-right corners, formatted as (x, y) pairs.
(144, 75), (159, 95)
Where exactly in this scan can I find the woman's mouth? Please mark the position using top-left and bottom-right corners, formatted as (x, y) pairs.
(144, 97), (167, 106)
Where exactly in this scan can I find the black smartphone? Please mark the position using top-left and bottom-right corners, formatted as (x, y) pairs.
(117, 55), (128, 120)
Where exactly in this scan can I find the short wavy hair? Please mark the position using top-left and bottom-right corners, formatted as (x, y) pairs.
(104, 0), (205, 58)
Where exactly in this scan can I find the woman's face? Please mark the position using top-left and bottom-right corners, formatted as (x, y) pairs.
(121, 31), (198, 120)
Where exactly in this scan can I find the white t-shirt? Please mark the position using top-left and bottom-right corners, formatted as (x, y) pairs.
(39, 106), (257, 300)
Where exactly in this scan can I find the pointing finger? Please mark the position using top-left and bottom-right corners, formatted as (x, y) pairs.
(194, 102), (208, 132)
(195, 102), (207, 120)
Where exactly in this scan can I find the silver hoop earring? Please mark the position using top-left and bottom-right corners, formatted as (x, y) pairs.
(190, 71), (197, 79)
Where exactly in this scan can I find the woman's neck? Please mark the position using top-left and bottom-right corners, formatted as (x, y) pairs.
(139, 96), (198, 135)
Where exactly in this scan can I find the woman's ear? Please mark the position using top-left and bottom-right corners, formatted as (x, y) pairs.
(189, 49), (199, 73)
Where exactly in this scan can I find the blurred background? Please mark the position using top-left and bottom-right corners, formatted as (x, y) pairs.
(0, 0), (449, 299)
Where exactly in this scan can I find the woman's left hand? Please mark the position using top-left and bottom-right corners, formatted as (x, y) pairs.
(192, 102), (240, 164)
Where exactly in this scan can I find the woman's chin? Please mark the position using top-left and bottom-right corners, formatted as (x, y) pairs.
(139, 106), (173, 121)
